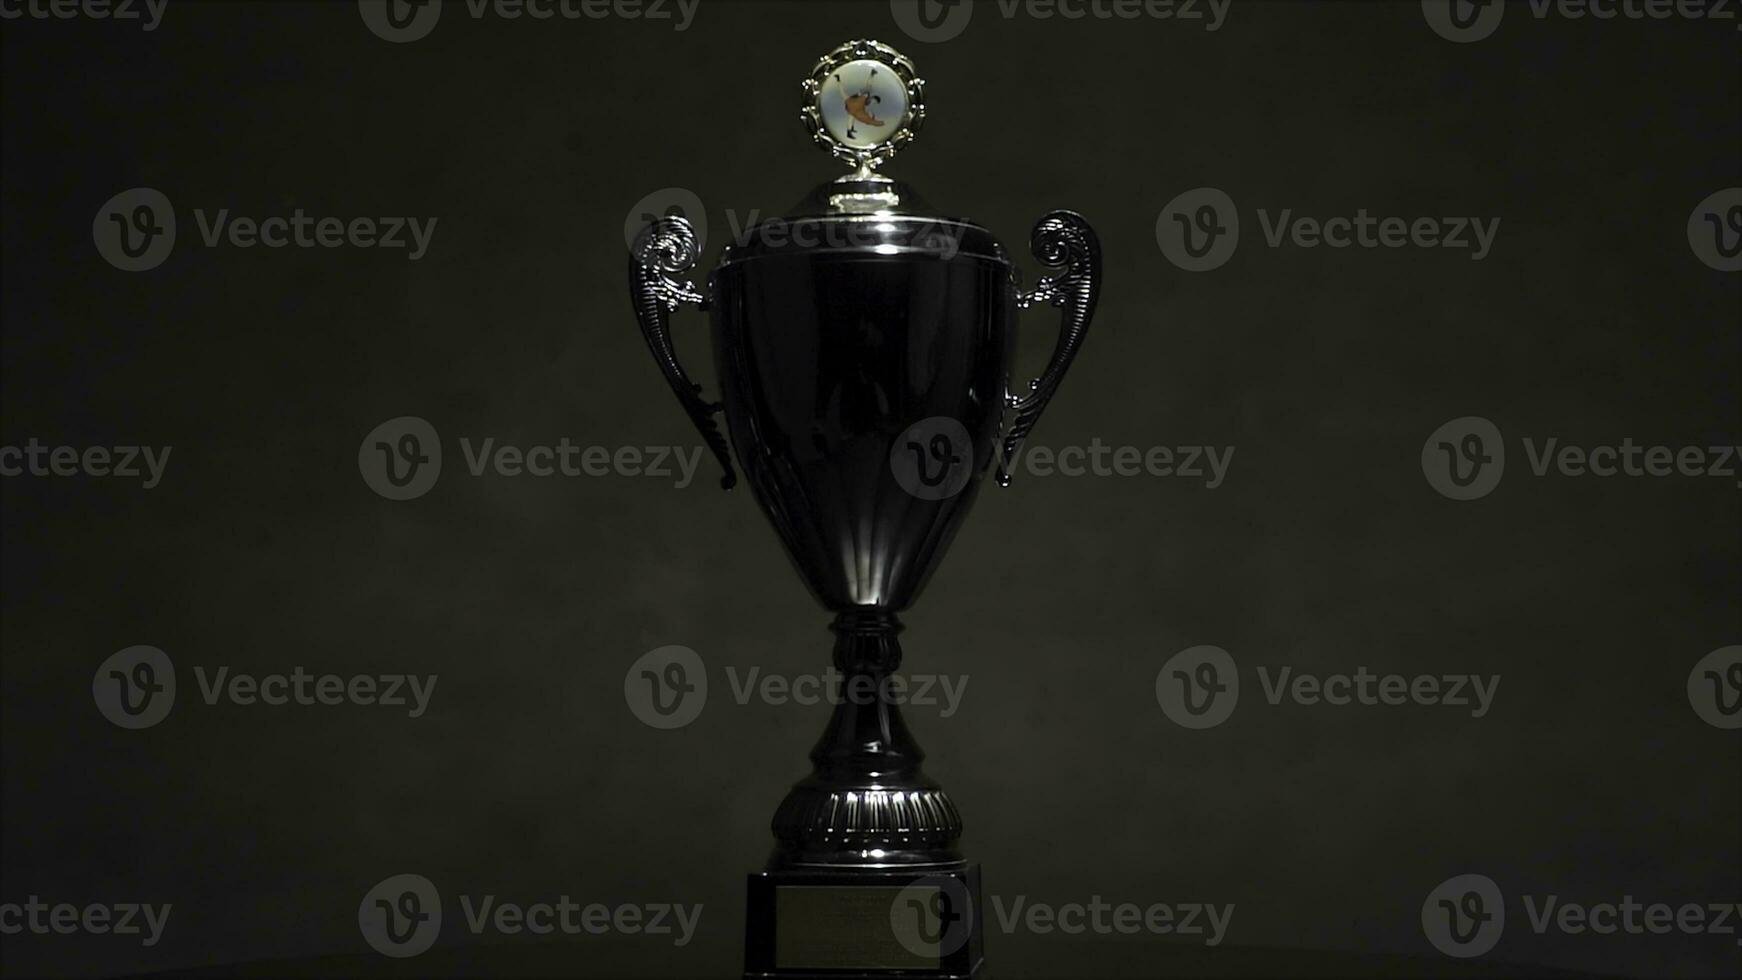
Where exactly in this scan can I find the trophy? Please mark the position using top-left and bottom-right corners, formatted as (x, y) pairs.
(629, 39), (1102, 979)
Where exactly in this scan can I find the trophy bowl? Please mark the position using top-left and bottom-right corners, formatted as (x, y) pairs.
(629, 39), (1102, 979)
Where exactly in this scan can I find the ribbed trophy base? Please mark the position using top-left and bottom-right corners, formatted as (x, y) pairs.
(743, 865), (984, 979)
(744, 612), (981, 977)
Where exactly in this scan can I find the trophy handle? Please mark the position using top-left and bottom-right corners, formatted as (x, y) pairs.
(998, 210), (1102, 486)
(629, 215), (737, 490)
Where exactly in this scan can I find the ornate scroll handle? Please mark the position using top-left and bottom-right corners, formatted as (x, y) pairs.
(998, 210), (1103, 487)
(628, 215), (736, 490)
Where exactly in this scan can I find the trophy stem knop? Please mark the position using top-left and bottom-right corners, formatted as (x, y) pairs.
(767, 611), (965, 870)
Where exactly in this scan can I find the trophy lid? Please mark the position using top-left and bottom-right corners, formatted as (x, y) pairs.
(717, 39), (1007, 267)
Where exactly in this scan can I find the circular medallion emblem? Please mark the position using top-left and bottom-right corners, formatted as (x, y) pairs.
(802, 40), (926, 173)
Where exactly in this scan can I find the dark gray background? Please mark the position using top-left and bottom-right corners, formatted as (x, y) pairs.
(2, 0), (1738, 977)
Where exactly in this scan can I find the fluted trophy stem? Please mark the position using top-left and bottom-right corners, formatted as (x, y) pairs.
(769, 612), (964, 870)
